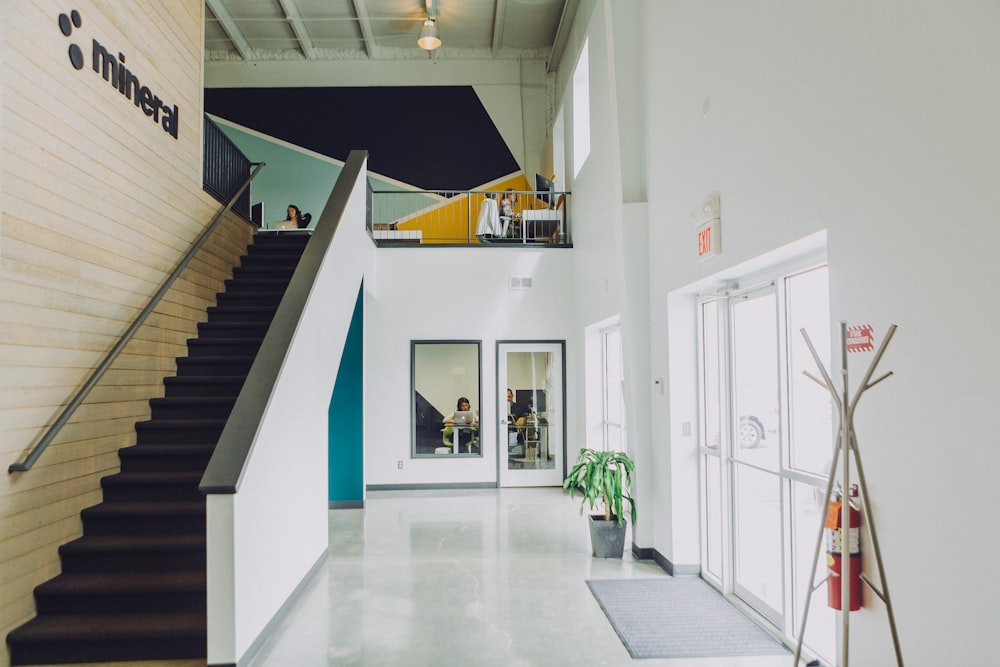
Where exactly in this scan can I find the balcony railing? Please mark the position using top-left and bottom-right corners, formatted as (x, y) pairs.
(369, 189), (571, 247)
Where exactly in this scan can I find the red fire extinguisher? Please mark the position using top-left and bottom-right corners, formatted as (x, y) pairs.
(825, 485), (861, 611)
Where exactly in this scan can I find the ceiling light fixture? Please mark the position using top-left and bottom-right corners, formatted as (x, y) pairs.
(417, 18), (441, 51)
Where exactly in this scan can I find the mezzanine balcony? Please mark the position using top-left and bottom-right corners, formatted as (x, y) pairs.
(368, 189), (571, 248)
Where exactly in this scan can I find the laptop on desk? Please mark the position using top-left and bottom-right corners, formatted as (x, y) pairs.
(452, 411), (476, 425)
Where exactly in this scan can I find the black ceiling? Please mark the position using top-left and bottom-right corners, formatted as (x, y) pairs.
(204, 86), (519, 190)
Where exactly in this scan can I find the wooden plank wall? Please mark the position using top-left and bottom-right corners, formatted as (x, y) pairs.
(0, 2), (254, 662)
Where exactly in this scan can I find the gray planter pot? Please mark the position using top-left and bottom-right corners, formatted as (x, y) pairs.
(588, 515), (627, 558)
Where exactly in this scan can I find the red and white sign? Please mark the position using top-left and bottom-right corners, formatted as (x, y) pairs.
(846, 325), (874, 352)
(697, 219), (720, 261)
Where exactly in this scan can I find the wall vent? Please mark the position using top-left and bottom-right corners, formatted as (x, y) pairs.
(509, 276), (533, 290)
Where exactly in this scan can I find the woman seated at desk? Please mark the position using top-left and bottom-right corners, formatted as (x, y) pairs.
(443, 397), (479, 453)
(273, 204), (307, 230)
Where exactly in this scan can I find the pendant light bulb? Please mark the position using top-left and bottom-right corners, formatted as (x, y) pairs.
(418, 18), (441, 51)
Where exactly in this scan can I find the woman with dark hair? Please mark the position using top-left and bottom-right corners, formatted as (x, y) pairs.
(274, 204), (303, 230)
(442, 397), (479, 453)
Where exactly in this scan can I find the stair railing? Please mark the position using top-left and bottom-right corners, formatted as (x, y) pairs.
(8, 162), (266, 473)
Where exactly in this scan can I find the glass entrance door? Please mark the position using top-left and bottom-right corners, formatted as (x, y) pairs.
(698, 263), (834, 664)
(498, 342), (564, 487)
(730, 287), (783, 625)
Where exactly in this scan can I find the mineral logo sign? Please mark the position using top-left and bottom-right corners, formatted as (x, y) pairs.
(58, 9), (180, 139)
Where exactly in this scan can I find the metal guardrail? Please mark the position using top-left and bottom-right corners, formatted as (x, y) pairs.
(9, 163), (265, 473)
(203, 115), (252, 219)
(369, 189), (571, 247)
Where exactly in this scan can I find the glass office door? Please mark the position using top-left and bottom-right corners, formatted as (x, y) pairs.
(498, 342), (564, 487)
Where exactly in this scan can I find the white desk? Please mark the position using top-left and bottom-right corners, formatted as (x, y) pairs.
(520, 209), (562, 242)
(373, 229), (423, 243)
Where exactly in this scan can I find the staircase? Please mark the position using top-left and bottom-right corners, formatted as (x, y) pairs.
(7, 232), (310, 665)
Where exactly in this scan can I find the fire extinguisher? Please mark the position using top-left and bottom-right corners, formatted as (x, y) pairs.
(825, 484), (861, 611)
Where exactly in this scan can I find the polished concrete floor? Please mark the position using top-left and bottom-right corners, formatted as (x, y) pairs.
(248, 488), (802, 666)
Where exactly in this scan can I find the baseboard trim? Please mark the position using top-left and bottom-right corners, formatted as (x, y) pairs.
(631, 543), (701, 577)
(366, 482), (498, 491)
(222, 547), (329, 667)
(329, 500), (364, 509)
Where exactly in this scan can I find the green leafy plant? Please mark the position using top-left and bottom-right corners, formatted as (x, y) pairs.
(562, 448), (636, 526)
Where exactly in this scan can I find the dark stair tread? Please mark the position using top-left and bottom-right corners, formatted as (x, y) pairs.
(103, 471), (204, 484)
(62, 533), (205, 553)
(164, 374), (247, 387)
(224, 276), (296, 287)
(175, 354), (257, 362)
(186, 337), (265, 345)
(120, 443), (216, 455)
(82, 500), (205, 518)
(148, 396), (237, 407)
(37, 570), (205, 594)
(8, 611), (206, 641)
(135, 417), (229, 427)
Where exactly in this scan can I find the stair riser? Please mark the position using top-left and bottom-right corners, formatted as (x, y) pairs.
(215, 294), (285, 309)
(119, 452), (212, 473)
(148, 402), (236, 421)
(196, 324), (271, 340)
(186, 340), (264, 357)
(35, 590), (205, 615)
(223, 279), (292, 293)
(239, 254), (305, 267)
(231, 266), (296, 280)
(247, 239), (309, 252)
(9, 635), (206, 666)
(163, 378), (246, 398)
(135, 423), (226, 445)
(101, 483), (202, 503)
(81, 512), (205, 537)
(59, 549), (205, 574)
(204, 307), (279, 323)
(175, 357), (255, 375)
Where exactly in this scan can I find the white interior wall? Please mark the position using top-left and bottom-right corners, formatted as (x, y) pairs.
(364, 248), (575, 486)
(208, 162), (375, 664)
(641, 1), (1000, 664)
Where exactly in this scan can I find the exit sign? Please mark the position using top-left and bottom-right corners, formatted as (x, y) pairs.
(697, 219), (720, 261)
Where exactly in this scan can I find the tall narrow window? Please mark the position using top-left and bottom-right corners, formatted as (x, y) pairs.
(572, 39), (590, 178)
(602, 324), (624, 452)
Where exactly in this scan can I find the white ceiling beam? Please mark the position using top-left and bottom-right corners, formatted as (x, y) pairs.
(350, 0), (381, 59)
(205, 0), (254, 61)
(491, 0), (508, 56)
(278, 0), (318, 60)
(547, 0), (579, 73)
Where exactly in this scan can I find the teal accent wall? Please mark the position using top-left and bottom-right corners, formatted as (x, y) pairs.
(329, 283), (364, 503)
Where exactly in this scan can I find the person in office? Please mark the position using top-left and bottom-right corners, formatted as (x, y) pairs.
(500, 189), (520, 238)
(443, 397), (479, 453)
(443, 397), (478, 426)
(507, 388), (526, 449)
(273, 204), (304, 230)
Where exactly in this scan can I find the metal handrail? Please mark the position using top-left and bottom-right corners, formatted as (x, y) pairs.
(9, 162), (266, 473)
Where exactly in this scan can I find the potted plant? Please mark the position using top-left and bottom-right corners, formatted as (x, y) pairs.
(563, 447), (637, 558)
